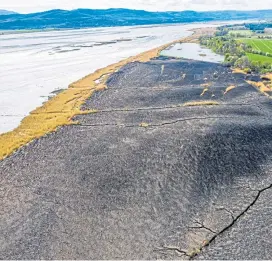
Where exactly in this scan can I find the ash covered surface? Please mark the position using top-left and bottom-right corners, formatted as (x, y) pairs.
(1, 58), (272, 259)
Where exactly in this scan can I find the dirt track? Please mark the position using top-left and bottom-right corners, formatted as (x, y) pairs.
(1, 58), (272, 259)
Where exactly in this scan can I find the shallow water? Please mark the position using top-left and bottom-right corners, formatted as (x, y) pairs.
(160, 42), (224, 63)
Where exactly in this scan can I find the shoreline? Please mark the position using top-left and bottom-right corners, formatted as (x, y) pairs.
(0, 28), (215, 160)
(0, 18), (256, 35)
(0, 23), (196, 135)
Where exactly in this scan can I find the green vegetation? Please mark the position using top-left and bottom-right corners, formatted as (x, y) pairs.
(223, 23), (272, 34)
(244, 22), (272, 33)
(200, 24), (272, 73)
(239, 39), (272, 55)
(228, 30), (254, 37)
(246, 53), (272, 63)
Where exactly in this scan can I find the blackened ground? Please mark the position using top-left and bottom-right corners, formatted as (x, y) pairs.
(1, 58), (271, 259)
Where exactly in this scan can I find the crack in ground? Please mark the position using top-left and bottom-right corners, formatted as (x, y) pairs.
(157, 185), (272, 259)
(154, 246), (189, 257)
(152, 116), (240, 127)
(95, 104), (187, 113)
(28, 103), (260, 116)
(191, 184), (272, 259)
(91, 103), (254, 113)
(215, 206), (235, 221)
(189, 220), (217, 234)
(76, 116), (242, 128)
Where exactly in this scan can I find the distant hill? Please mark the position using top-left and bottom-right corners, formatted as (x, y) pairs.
(0, 9), (18, 15)
(0, 8), (272, 30)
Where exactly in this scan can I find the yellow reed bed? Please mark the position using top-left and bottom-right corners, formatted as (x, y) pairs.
(183, 100), (219, 107)
(246, 80), (271, 96)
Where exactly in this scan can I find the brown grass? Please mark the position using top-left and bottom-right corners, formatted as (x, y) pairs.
(246, 80), (271, 97)
(232, 68), (247, 74)
(224, 85), (236, 95)
(139, 122), (149, 127)
(201, 83), (212, 88)
(183, 100), (219, 107)
(0, 28), (216, 160)
(261, 73), (272, 81)
(200, 88), (209, 96)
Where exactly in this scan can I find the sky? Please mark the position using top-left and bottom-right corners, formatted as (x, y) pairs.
(1, 0), (272, 13)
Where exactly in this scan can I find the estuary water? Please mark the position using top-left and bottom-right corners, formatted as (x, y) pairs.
(161, 42), (224, 63)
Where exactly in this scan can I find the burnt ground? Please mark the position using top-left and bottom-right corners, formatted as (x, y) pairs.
(1, 58), (272, 259)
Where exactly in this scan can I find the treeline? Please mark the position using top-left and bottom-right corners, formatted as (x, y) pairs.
(256, 35), (272, 39)
(214, 28), (249, 38)
(246, 47), (272, 58)
(200, 35), (272, 73)
(244, 23), (272, 33)
(219, 22), (272, 34)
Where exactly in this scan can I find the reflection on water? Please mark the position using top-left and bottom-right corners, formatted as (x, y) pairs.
(160, 43), (224, 63)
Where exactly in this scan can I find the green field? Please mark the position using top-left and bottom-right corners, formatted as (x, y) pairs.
(246, 53), (272, 63)
(240, 39), (272, 55)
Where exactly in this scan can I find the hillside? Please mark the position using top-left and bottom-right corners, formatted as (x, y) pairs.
(0, 9), (17, 15)
(0, 8), (272, 30)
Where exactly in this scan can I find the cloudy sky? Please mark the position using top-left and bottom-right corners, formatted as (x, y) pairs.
(1, 0), (272, 13)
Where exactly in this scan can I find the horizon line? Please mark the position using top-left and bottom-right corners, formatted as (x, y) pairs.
(2, 7), (272, 15)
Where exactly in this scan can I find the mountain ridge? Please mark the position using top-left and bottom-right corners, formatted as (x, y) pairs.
(0, 8), (272, 30)
(0, 9), (18, 15)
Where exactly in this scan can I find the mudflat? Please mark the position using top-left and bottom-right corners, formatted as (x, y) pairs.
(1, 51), (272, 258)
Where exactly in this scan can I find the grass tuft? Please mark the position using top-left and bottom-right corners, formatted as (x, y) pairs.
(261, 73), (272, 81)
(224, 85), (236, 95)
(247, 80), (271, 96)
(232, 68), (247, 74)
(183, 101), (219, 107)
(200, 88), (209, 96)
(139, 122), (149, 128)
(201, 83), (212, 88)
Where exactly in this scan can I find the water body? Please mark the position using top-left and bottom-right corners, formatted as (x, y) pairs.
(161, 42), (224, 63)
(0, 22), (232, 133)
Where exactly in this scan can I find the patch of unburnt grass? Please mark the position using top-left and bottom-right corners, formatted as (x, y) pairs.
(232, 68), (247, 75)
(183, 101), (219, 107)
(201, 83), (212, 88)
(139, 122), (150, 128)
(247, 80), (272, 97)
(261, 73), (272, 81)
(200, 88), (209, 96)
(224, 85), (236, 95)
